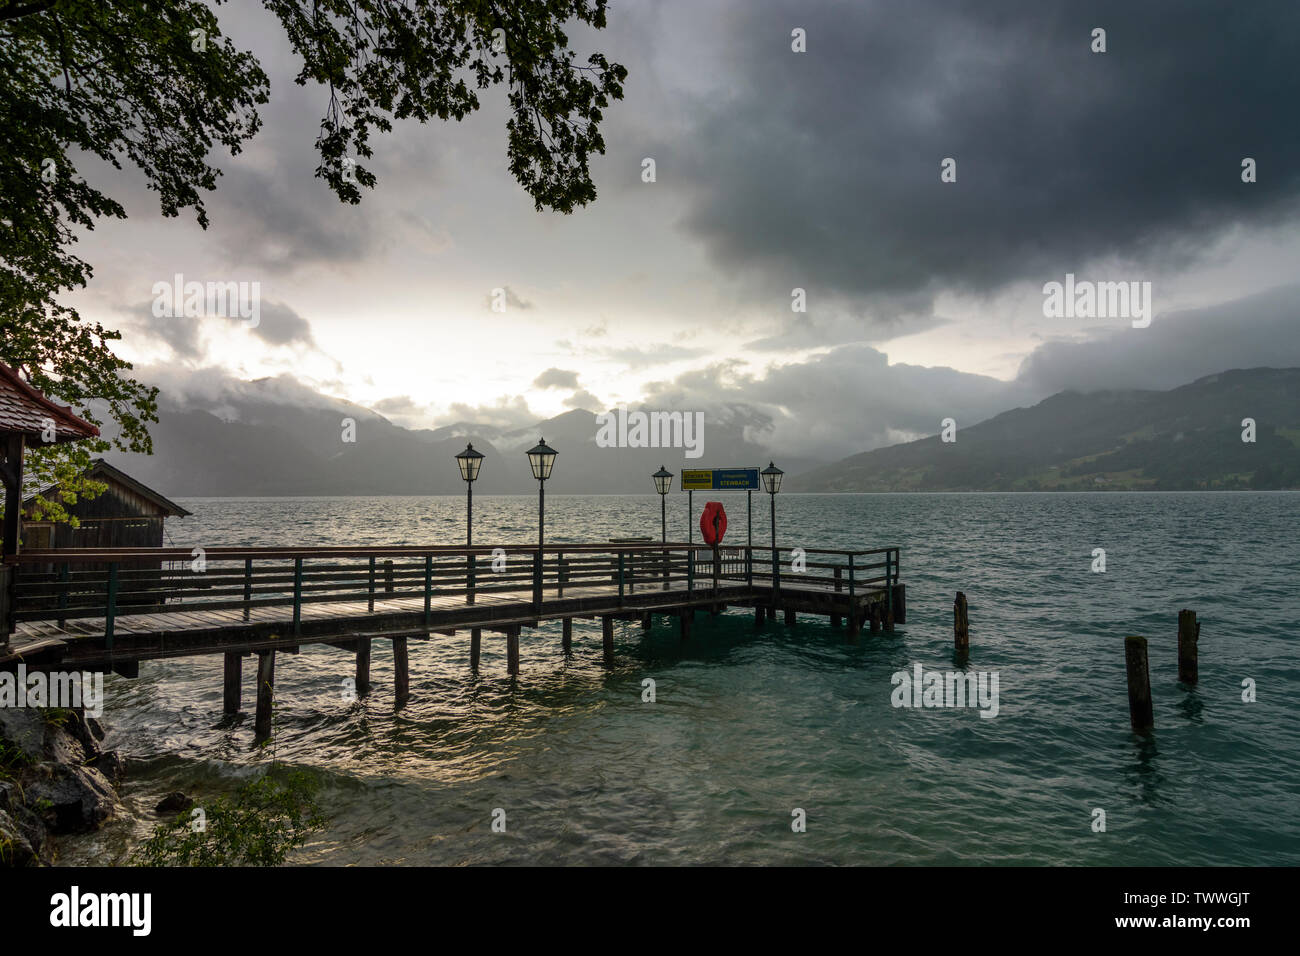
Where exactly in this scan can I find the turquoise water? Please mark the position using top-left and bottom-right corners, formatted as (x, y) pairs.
(61, 493), (1300, 865)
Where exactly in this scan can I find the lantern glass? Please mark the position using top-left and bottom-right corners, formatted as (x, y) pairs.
(761, 461), (784, 495)
(526, 438), (558, 480)
(456, 443), (485, 482)
(652, 465), (674, 496)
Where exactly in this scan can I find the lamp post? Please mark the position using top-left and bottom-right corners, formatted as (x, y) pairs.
(761, 461), (784, 590)
(653, 466), (674, 588)
(526, 438), (557, 607)
(455, 443), (484, 603)
(652, 466), (673, 543)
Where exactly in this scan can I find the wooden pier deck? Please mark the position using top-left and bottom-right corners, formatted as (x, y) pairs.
(1, 542), (902, 736)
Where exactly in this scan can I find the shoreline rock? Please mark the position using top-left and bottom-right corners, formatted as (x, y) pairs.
(0, 707), (123, 866)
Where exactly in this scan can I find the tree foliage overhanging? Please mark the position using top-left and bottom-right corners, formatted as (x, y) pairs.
(0, 0), (626, 524)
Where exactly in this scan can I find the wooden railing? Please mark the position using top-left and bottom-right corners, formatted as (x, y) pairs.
(6, 543), (900, 646)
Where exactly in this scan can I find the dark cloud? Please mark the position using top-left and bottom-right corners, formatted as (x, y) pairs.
(249, 299), (317, 349)
(115, 301), (204, 359)
(673, 0), (1300, 321)
(533, 368), (581, 389)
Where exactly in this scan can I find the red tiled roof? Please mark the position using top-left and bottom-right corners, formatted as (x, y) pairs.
(0, 361), (100, 445)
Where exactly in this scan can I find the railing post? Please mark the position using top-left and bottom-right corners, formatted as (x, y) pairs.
(848, 554), (855, 600)
(687, 548), (695, 597)
(105, 562), (118, 650)
(243, 558), (253, 621)
(746, 547), (753, 586)
(556, 551), (564, 598)
(467, 549), (476, 605)
(886, 550), (894, 629)
(534, 550), (543, 612)
(57, 561), (69, 628)
(424, 554), (433, 626)
(292, 557), (303, 637)
(618, 551), (625, 603)
(773, 547), (781, 603)
(368, 556), (376, 612)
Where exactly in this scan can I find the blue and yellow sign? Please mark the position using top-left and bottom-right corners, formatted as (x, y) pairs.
(681, 467), (759, 491)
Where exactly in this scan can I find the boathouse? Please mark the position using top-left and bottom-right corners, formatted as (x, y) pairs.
(21, 458), (190, 550)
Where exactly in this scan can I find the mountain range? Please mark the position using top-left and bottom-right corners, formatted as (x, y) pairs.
(101, 367), (1300, 496)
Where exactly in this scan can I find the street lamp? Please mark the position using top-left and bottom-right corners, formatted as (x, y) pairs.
(761, 461), (784, 587)
(456, 443), (484, 603)
(526, 438), (557, 605)
(652, 465), (673, 543)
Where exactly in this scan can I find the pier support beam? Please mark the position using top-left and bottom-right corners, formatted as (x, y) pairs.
(470, 627), (482, 672)
(847, 610), (861, 638)
(393, 636), (409, 709)
(602, 615), (615, 667)
(1178, 609), (1199, 684)
(641, 611), (652, 632)
(254, 650), (275, 742)
(869, 605), (881, 634)
(561, 618), (572, 653)
(355, 637), (372, 697)
(223, 652), (242, 716)
(755, 605), (766, 627)
(506, 625), (520, 676)
(679, 610), (692, 641)
(954, 592), (969, 654)
(1125, 635), (1154, 733)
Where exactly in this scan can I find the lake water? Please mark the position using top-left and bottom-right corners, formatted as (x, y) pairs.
(60, 493), (1300, 865)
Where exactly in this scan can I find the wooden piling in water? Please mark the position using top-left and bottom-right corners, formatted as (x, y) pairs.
(869, 605), (881, 633)
(641, 611), (652, 632)
(561, 618), (572, 653)
(847, 609), (861, 637)
(602, 615), (615, 667)
(755, 605), (766, 627)
(393, 636), (409, 709)
(1178, 609), (1199, 684)
(470, 627), (481, 671)
(954, 592), (969, 653)
(223, 652), (241, 716)
(355, 637), (372, 696)
(1125, 635), (1154, 733)
(254, 650), (275, 741)
(506, 625), (520, 676)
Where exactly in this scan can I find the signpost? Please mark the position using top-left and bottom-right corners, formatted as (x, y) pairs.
(680, 467), (760, 546)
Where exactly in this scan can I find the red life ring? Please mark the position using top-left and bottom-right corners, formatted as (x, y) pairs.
(700, 501), (728, 545)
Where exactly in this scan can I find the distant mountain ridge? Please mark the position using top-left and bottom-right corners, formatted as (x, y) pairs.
(796, 368), (1300, 491)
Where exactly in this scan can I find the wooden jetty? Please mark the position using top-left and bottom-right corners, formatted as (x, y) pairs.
(1, 542), (903, 735)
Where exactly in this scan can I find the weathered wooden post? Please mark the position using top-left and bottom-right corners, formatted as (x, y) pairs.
(641, 611), (652, 632)
(602, 615), (615, 667)
(470, 627), (482, 671)
(755, 605), (766, 627)
(1177, 609), (1199, 684)
(1125, 635), (1154, 733)
(393, 636), (409, 709)
(561, 618), (572, 653)
(223, 652), (242, 716)
(506, 625), (520, 676)
(383, 559), (394, 595)
(954, 592), (969, 653)
(254, 649), (275, 742)
(356, 637), (372, 697)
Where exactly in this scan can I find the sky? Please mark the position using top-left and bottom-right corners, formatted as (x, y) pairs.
(64, 0), (1300, 462)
